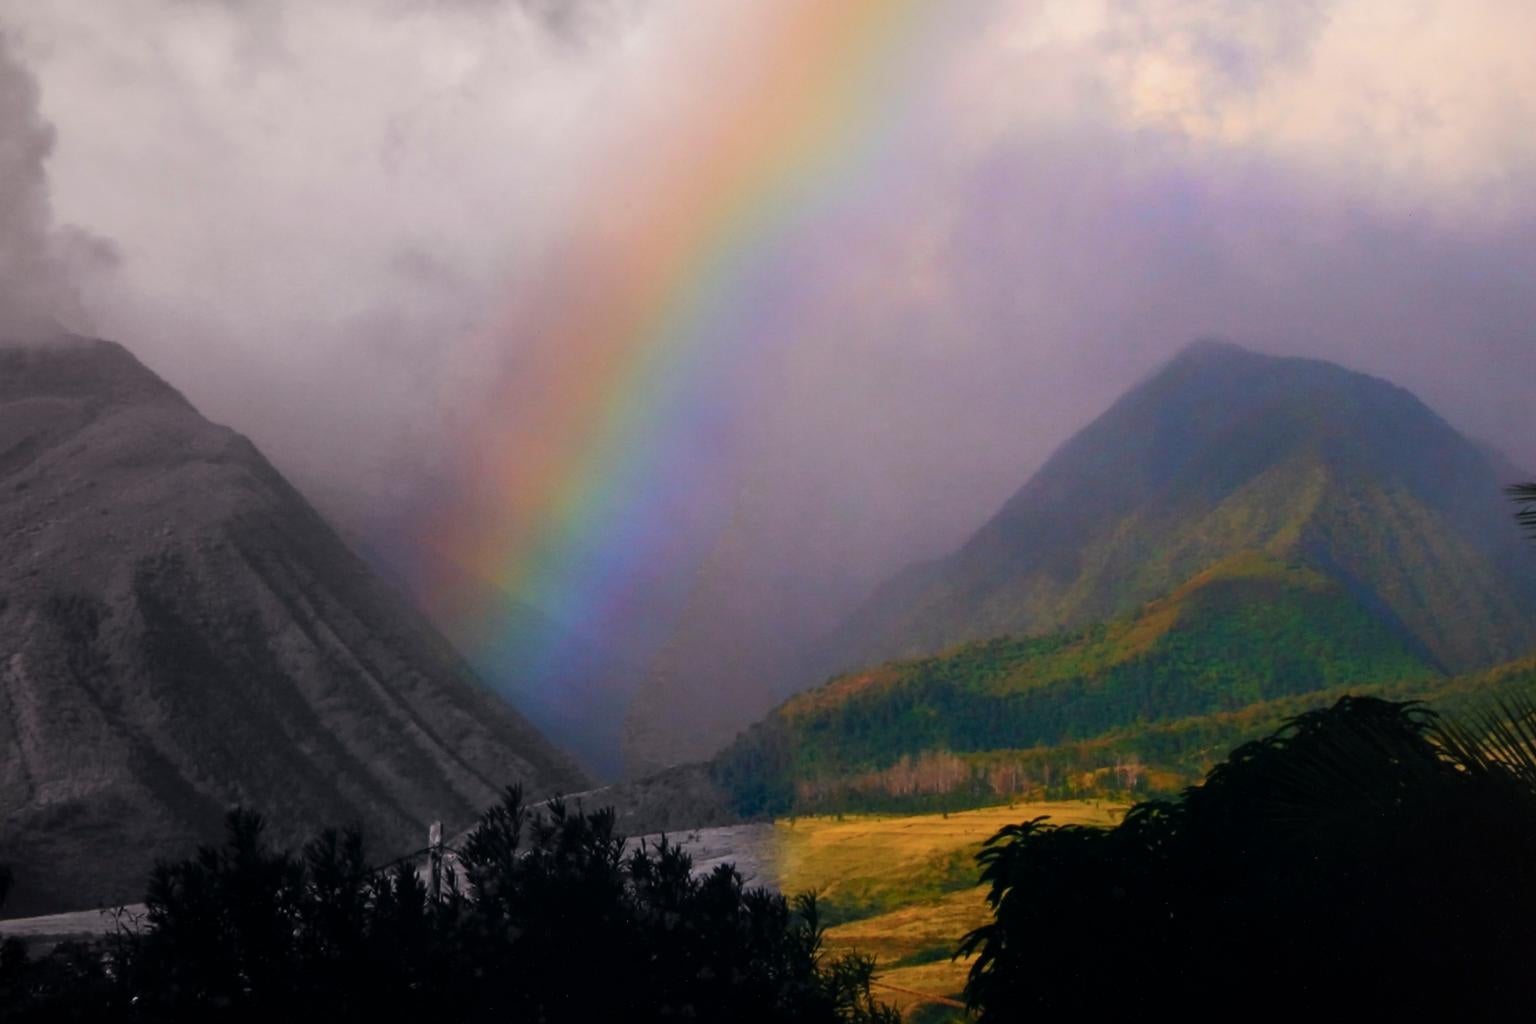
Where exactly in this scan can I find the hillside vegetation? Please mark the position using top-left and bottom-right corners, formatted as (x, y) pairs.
(719, 655), (1536, 818)
(717, 552), (1444, 815)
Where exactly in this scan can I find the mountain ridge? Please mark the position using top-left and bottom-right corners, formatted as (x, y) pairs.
(816, 340), (1536, 677)
(0, 336), (586, 915)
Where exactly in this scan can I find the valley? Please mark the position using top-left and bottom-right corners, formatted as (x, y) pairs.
(777, 802), (1123, 1019)
(1, 3), (1533, 1016)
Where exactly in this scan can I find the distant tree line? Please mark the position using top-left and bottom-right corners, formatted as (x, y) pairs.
(719, 485), (1536, 822)
(714, 584), (1431, 818)
(1, 788), (897, 1023)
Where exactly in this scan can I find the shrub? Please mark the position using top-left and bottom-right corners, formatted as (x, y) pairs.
(961, 696), (1536, 1018)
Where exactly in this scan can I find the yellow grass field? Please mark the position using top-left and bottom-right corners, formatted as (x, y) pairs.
(773, 801), (1125, 1019)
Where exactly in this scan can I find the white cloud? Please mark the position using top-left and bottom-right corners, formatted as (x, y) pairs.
(951, 0), (1536, 223)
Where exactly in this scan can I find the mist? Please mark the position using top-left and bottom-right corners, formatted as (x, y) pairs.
(2, 1), (1534, 770)
(0, 28), (113, 340)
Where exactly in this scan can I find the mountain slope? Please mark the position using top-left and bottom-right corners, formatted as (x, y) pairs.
(0, 337), (586, 914)
(717, 552), (1439, 814)
(437, 588), (644, 783)
(302, 478), (643, 783)
(820, 341), (1536, 677)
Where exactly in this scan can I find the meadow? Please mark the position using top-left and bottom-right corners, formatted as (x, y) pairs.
(771, 801), (1125, 1020)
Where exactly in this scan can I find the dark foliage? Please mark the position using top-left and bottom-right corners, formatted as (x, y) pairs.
(0, 937), (121, 1022)
(0, 791), (896, 1023)
(961, 696), (1536, 1018)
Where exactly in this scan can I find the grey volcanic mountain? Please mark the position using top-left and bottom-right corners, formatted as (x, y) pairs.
(819, 341), (1536, 678)
(0, 337), (586, 915)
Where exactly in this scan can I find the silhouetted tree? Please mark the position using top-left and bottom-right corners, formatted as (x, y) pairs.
(448, 787), (897, 1022)
(146, 809), (306, 1007)
(15, 789), (896, 1021)
(961, 696), (1536, 1018)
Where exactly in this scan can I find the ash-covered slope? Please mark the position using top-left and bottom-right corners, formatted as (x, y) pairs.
(0, 337), (585, 915)
(820, 341), (1536, 677)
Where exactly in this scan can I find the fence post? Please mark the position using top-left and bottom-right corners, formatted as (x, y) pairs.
(429, 821), (443, 903)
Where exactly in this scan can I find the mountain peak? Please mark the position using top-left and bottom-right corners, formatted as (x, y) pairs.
(0, 334), (187, 408)
(1, 338), (586, 914)
(820, 347), (1536, 678)
(1171, 337), (1255, 363)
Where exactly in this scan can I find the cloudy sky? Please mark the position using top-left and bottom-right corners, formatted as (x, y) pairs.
(3, 1), (1534, 728)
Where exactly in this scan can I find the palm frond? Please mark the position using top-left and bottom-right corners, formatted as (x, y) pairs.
(1431, 692), (1536, 794)
(1510, 482), (1536, 539)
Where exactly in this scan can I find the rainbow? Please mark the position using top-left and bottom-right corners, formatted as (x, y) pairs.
(420, 0), (932, 675)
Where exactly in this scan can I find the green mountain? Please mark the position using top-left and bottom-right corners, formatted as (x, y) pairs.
(716, 552), (1441, 814)
(715, 342), (1536, 816)
(818, 340), (1536, 678)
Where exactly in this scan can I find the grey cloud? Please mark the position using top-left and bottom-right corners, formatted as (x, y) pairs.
(512, 0), (612, 42)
